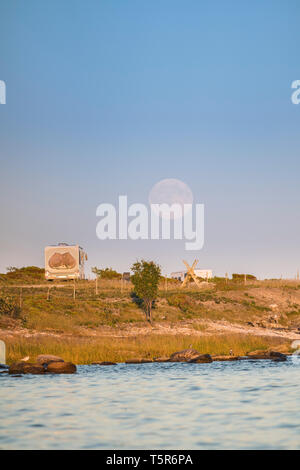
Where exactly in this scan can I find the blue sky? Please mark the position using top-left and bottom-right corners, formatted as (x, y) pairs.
(0, 0), (300, 278)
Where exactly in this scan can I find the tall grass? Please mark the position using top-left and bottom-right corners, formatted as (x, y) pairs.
(4, 333), (287, 365)
(1, 275), (299, 332)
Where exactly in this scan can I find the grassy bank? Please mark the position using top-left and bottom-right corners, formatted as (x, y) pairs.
(0, 269), (299, 365)
(4, 333), (289, 365)
(1, 279), (300, 333)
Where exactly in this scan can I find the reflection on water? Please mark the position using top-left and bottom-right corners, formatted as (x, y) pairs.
(0, 359), (299, 449)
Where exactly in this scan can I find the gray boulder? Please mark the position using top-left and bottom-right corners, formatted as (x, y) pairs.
(92, 361), (117, 365)
(9, 362), (45, 374)
(212, 355), (242, 361)
(153, 357), (170, 362)
(188, 354), (213, 363)
(36, 354), (64, 365)
(125, 359), (153, 364)
(247, 350), (287, 361)
(169, 348), (202, 362)
(46, 361), (76, 374)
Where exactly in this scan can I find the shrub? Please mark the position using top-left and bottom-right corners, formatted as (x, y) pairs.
(167, 294), (191, 309)
(0, 296), (21, 318)
(92, 267), (122, 280)
(2, 266), (45, 282)
(232, 273), (257, 282)
(131, 260), (161, 323)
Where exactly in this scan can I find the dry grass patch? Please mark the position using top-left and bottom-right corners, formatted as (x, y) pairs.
(3, 333), (288, 365)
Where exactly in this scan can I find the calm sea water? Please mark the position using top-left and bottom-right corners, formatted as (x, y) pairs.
(0, 359), (299, 449)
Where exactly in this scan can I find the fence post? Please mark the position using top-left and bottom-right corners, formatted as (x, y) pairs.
(73, 279), (76, 300)
(95, 277), (98, 295)
(19, 287), (23, 308)
(47, 286), (50, 301)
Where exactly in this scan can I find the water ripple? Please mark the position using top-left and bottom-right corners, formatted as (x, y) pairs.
(0, 359), (299, 449)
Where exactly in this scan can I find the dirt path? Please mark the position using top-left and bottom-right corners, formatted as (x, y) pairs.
(203, 320), (300, 340)
(1, 319), (299, 341)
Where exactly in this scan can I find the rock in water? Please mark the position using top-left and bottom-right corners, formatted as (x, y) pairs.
(92, 361), (117, 365)
(125, 359), (153, 364)
(36, 354), (64, 365)
(247, 350), (287, 361)
(23, 364), (45, 374)
(9, 362), (45, 374)
(212, 355), (242, 362)
(169, 348), (202, 362)
(46, 361), (76, 374)
(9, 362), (26, 374)
(153, 357), (170, 362)
(268, 351), (287, 361)
(188, 354), (213, 363)
(247, 350), (267, 357)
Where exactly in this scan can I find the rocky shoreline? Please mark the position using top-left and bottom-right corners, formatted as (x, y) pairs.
(1, 348), (290, 376)
(3, 354), (77, 375)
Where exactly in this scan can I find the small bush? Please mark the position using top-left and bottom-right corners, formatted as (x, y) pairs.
(232, 273), (257, 282)
(1, 266), (45, 283)
(92, 267), (122, 279)
(0, 296), (21, 318)
(167, 294), (193, 313)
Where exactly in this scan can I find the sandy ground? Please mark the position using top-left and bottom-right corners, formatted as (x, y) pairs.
(1, 319), (299, 341)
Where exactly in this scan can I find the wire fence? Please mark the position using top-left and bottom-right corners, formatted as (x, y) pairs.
(0, 279), (134, 305)
(0, 277), (207, 306)
(1, 277), (299, 307)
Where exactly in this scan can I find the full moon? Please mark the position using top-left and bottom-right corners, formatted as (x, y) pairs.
(148, 178), (193, 219)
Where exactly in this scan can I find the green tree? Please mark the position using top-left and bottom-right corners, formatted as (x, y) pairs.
(131, 260), (161, 323)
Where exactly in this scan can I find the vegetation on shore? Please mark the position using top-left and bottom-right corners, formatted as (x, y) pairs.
(0, 266), (299, 364)
(4, 333), (288, 365)
(1, 275), (300, 333)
